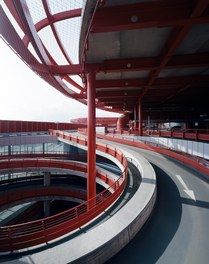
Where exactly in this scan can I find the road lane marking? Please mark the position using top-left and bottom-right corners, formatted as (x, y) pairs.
(176, 174), (196, 201)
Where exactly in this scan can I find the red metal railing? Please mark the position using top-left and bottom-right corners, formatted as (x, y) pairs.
(0, 152), (86, 161)
(84, 127), (209, 142)
(0, 186), (87, 208)
(0, 158), (119, 188)
(0, 134), (127, 252)
(96, 132), (209, 176)
(142, 129), (209, 142)
(152, 129), (209, 142)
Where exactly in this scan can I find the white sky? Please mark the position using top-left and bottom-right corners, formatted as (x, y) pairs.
(0, 40), (119, 122)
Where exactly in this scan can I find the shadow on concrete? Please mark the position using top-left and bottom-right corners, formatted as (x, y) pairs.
(106, 164), (182, 264)
(181, 197), (209, 209)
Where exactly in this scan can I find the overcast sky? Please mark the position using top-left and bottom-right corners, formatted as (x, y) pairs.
(0, 40), (119, 123)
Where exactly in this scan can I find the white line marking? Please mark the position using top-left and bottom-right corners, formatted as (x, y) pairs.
(176, 174), (188, 189)
(176, 174), (196, 201)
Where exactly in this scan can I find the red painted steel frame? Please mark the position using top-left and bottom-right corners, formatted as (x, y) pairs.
(87, 72), (96, 201)
(138, 98), (143, 136)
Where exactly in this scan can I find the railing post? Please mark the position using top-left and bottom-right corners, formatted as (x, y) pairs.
(8, 227), (13, 253)
(138, 98), (143, 136)
(75, 207), (78, 218)
(41, 220), (48, 244)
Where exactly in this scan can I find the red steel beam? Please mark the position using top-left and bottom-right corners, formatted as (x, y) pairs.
(166, 52), (209, 68)
(95, 75), (209, 90)
(142, 0), (209, 97)
(0, 6), (46, 73)
(49, 64), (82, 75)
(95, 78), (147, 88)
(100, 57), (158, 72)
(99, 97), (138, 102)
(71, 117), (118, 125)
(3, 1), (86, 102)
(33, 9), (81, 33)
(12, 0), (52, 66)
(10, 1), (83, 98)
(4, 0), (25, 32)
(154, 75), (209, 86)
(190, 0), (209, 17)
(42, 0), (73, 65)
(160, 85), (190, 104)
(138, 98), (143, 136)
(42, 43), (84, 91)
(101, 53), (209, 73)
(97, 90), (141, 98)
(92, 1), (209, 33)
(23, 8), (82, 46)
(49, 52), (209, 75)
(41, 0), (85, 97)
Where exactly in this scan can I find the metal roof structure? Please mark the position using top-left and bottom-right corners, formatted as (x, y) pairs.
(1, 0), (209, 122)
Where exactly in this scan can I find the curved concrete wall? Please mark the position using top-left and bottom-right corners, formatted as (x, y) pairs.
(53, 138), (157, 263)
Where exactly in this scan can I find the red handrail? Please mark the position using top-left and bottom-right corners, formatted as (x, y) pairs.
(105, 128), (209, 142)
(96, 132), (209, 176)
(0, 152), (86, 160)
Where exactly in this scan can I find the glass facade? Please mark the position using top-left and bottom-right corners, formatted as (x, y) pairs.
(0, 142), (65, 155)
(0, 141), (67, 180)
(0, 146), (8, 155)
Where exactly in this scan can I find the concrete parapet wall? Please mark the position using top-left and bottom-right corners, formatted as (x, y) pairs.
(60, 141), (156, 263)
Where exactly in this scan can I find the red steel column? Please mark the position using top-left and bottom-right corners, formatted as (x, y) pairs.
(138, 98), (143, 136)
(87, 72), (96, 202)
(134, 105), (138, 131)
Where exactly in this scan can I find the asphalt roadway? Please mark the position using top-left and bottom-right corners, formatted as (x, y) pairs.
(107, 144), (209, 264)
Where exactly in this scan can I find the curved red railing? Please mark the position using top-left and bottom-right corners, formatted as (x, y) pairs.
(96, 132), (209, 176)
(110, 128), (209, 142)
(51, 130), (126, 165)
(0, 152), (86, 161)
(0, 186), (87, 208)
(143, 129), (209, 142)
(0, 157), (119, 189)
(0, 134), (128, 252)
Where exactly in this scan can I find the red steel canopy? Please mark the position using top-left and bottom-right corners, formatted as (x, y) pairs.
(1, 0), (209, 122)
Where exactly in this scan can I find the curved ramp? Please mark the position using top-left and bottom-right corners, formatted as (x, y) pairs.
(0, 138), (156, 263)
